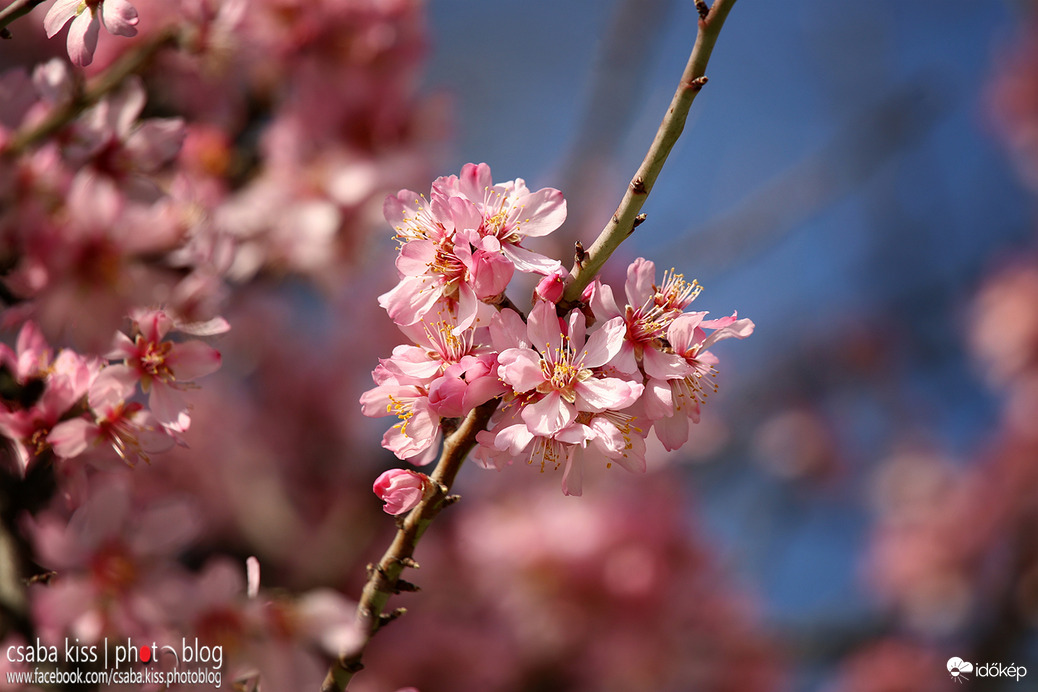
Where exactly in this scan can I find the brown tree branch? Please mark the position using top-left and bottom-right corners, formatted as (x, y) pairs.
(560, 0), (739, 306)
(1, 28), (180, 158)
(0, 0), (46, 39)
(320, 398), (500, 692)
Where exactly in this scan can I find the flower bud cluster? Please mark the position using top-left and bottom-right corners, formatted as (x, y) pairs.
(363, 164), (754, 497)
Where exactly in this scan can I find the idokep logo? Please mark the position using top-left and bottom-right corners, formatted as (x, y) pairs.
(947, 656), (1028, 683)
(947, 658), (973, 683)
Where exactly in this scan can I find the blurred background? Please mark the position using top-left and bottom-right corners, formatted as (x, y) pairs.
(2, 0), (1037, 690)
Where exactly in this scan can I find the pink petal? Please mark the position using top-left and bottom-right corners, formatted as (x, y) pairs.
(560, 448), (582, 496)
(641, 378), (674, 420)
(169, 340), (221, 380)
(667, 312), (707, 352)
(124, 118), (185, 170)
(106, 77), (146, 135)
(490, 309), (529, 351)
(642, 347), (693, 380)
(453, 282), (481, 335)
(395, 240), (436, 276)
(87, 365), (138, 411)
(581, 316), (626, 368)
(522, 391), (575, 436)
(497, 348), (544, 393)
(500, 244), (561, 275)
(100, 0), (139, 37)
(611, 342), (640, 375)
(527, 301), (563, 357)
(511, 188), (566, 237)
(654, 412), (691, 451)
(66, 10), (100, 67)
(44, 0), (80, 38)
(378, 276), (440, 326)
(575, 377), (641, 413)
(588, 281), (622, 320)
(149, 382), (189, 430)
(47, 418), (97, 459)
(624, 257), (656, 307)
(383, 190), (422, 229)
(458, 162), (493, 203)
(701, 315), (756, 350)
(448, 196), (483, 233)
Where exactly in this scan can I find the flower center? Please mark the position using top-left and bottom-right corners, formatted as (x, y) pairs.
(138, 338), (174, 381)
(536, 337), (591, 403)
(654, 269), (701, 312)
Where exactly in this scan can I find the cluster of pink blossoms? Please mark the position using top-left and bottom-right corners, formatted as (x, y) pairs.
(0, 309), (222, 475)
(364, 163), (754, 498)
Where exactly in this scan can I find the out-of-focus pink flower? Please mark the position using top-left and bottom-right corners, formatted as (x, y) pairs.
(5, 173), (185, 352)
(0, 323), (99, 473)
(44, 0), (139, 67)
(47, 366), (172, 466)
(108, 307), (222, 432)
(26, 478), (199, 642)
(373, 468), (431, 515)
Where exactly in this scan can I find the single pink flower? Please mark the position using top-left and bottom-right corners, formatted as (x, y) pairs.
(647, 311), (755, 450)
(108, 308), (222, 432)
(588, 258), (702, 378)
(47, 366), (173, 465)
(379, 230), (508, 333)
(44, 0), (139, 67)
(360, 371), (442, 466)
(435, 162), (566, 274)
(495, 301), (641, 437)
(373, 469), (431, 515)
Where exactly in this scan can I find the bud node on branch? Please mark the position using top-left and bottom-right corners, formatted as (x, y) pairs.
(393, 579), (420, 594)
(378, 608), (407, 628)
(574, 241), (587, 268)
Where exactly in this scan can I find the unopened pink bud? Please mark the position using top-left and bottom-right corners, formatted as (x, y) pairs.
(535, 268), (569, 303)
(373, 469), (432, 515)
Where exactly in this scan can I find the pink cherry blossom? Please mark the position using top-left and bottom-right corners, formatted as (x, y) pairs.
(64, 78), (185, 182)
(0, 348), (98, 473)
(47, 366), (173, 466)
(44, 0), (140, 67)
(647, 311), (755, 450)
(435, 162), (566, 274)
(378, 229), (509, 333)
(108, 308), (222, 432)
(373, 469), (432, 515)
(495, 301), (641, 437)
(588, 257), (703, 378)
(360, 368), (442, 466)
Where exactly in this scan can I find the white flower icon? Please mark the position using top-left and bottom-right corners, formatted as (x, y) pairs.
(947, 657), (973, 683)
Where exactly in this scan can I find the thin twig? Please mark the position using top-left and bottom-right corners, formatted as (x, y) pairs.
(320, 398), (500, 692)
(560, 0), (739, 306)
(0, 0), (46, 38)
(1, 28), (180, 158)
